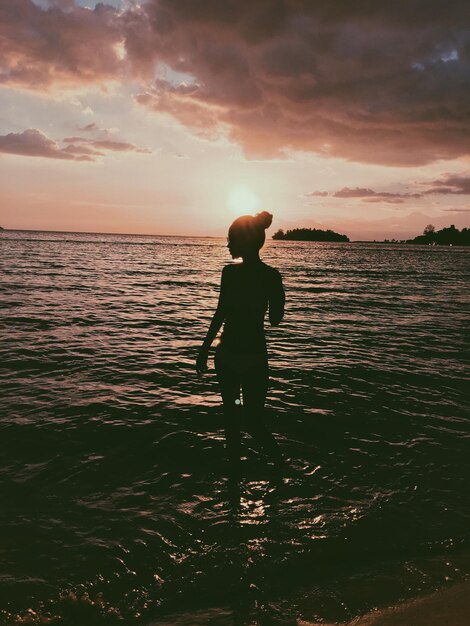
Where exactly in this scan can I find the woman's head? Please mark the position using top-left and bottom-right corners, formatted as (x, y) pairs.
(227, 211), (273, 259)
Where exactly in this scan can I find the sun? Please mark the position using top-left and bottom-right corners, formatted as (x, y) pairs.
(227, 184), (261, 216)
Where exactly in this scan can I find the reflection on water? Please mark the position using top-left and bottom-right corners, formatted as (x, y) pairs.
(0, 230), (469, 625)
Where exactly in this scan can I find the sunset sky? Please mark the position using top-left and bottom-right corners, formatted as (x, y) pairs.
(1, 0), (469, 240)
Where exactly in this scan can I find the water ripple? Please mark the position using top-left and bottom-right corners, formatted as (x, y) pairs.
(0, 231), (469, 624)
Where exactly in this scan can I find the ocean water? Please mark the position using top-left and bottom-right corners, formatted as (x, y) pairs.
(0, 230), (469, 625)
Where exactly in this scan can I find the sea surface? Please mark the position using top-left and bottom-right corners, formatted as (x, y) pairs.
(0, 230), (469, 625)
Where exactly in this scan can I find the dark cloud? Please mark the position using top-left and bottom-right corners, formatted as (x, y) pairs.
(2, 1), (470, 165)
(308, 186), (422, 204)
(0, 128), (93, 160)
(423, 173), (470, 194)
(0, 0), (122, 88)
(128, 0), (470, 165)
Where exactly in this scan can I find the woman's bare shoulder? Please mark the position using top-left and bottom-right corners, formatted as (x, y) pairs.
(261, 262), (282, 279)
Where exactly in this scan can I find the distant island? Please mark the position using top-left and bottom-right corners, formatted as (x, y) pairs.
(407, 224), (470, 246)
(272, 227), (349, 242)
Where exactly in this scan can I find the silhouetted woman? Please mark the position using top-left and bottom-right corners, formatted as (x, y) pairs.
(196, 211), (286, 479)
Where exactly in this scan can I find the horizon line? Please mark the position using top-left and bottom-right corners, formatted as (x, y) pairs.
(1, 227), (225, 239)
(2, 227), (443, 244)
(1, 226), (389, 242)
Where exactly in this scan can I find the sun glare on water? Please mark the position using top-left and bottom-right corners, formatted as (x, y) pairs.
(227, 184), (261, 216)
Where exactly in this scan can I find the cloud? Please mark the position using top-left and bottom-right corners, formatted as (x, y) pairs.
(127, 0), (470, 165)
(307, 186), (422, 204)
(423, 172), (470, 195)
(134, 80), (226, 141)
(78, 122), (119, 133)
(0, 128), (150, 161)
(91, 139), (150, 153)
(307, 169), (470, 206)
(2, 1), (470, 165)
(63, 136), (151, 153)
(62, 143), (104, 157)
(307, 190), (329, 197)
(79, 123), (100, 132)
(440, 207), (470, 212)
(0, 128), (93, 160)
(0, 0), (123, 88)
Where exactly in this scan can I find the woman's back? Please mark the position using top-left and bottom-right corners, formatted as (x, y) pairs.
(219, 261), (284, 354)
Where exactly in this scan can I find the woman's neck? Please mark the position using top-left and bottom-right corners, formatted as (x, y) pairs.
(242, 252), (261, 264)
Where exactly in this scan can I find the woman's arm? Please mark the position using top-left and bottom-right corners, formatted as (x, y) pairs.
(269, 270), (285, 326)
(196, 266), (228, 373)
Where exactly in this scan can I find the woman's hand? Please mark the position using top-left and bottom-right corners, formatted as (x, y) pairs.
(196, 346), (209, 375)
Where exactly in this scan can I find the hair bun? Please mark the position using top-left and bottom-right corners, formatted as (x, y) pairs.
(254, 211), (273, 230)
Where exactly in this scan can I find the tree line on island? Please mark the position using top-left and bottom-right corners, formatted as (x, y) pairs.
(1, 224), (468, 245)
(271, 224), (469, 245)
(272, 227), (349, 242)
(406, 224), (470, 246)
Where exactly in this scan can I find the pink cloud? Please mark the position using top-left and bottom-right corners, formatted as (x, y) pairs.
(0, 129), (93, 160)
(307, 186), (423, 204)
(127, 1), (470, 165)
(79, 123), (99, 132)
(441, 207), (470, 213)
(2, 1), (469, 165)
(77, 122), (120, 134)
(423, 173), (470, 195)
(62, 143), (104, 157)
(135, 83), (224, 140)
(0, 128), (150, 161)
(333, 188), (387, 198)
(0, 0), (123, 88)
(64, 136), (151, 153)
(440, 207), (470, 212)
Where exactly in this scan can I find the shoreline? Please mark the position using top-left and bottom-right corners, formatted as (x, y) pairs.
(150, 581), (470, 625)
(303, 581), (470, 626)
